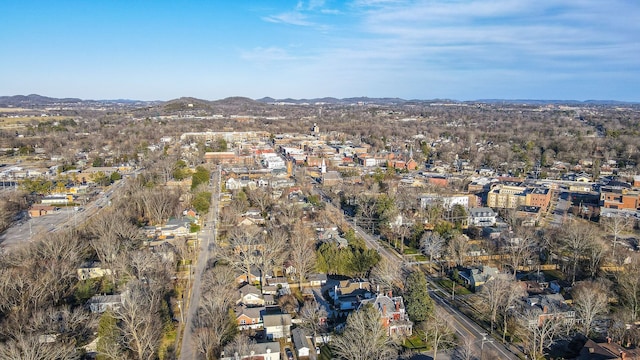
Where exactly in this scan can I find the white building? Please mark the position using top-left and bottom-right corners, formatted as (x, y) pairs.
(262, 154), (286, 169)
(468, 207), (497, 227)
(420, 194), (470, 209)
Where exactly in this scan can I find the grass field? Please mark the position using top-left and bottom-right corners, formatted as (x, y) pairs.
(0, 116), (70, 125)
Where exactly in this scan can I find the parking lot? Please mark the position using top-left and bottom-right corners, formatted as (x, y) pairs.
(0, 208), (80, 249)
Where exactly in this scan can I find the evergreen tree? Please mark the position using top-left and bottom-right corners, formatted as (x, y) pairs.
(404, 271), (434, 323)
(96, 310), (121, 360)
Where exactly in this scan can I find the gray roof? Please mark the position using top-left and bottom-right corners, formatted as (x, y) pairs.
(359, 294), (405, 313)
(292, 328), (311, 351)
(235, 306), (265, 319)
(262, 313), (292, 327)
(239, 284), (261, 296)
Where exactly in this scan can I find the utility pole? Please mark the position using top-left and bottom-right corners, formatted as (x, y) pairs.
(451, 280), (455, 301)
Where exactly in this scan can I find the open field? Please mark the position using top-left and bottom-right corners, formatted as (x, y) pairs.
(0, 108), (30, 112)
(0, 116), (71, 128)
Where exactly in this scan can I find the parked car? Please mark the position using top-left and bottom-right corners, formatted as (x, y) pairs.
(285, 348), (294, 360)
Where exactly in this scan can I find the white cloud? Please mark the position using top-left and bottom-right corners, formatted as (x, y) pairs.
(262, 11), (314, 27)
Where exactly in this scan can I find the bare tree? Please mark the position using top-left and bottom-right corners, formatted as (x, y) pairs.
(89, 210), (143, 289)
(480, 275), (512, 334)
(222, 334), (257, 360)
(499, 279), (526, 343)
(447, 233), (469, 267)
(601, 215), (633, 260)
(453, 336), (477, 360)
(140, 187), (181, 225)
(616, 255), (640, 322)
(573, 280), (610, 336)
(114, 281), (164, 360)
(585, 236), (608, 279)
(246, 187), (272, 214)
(299, 300), (328, 346)
(518, 308), (567, 360)
(0, 332), (79, 360)
(420, 231), (445, 264)
(560, 220), (597, 284)
(256, 225), (288, 285)
(331, 304), (397, 360)
(421, 311), (456, 360)
(225, 225), (262, 284)
(289, 223), (316, 287)
(503, 227), (537, 278)
(193, 296), (237, 360)
(370, 257), (405, 293)
(356, 195), (377, 233)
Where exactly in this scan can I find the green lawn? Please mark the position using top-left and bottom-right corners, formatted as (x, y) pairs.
(437, 278), (472, 295)
(402, 331), (428, 350)
(318, 345), (333, 360)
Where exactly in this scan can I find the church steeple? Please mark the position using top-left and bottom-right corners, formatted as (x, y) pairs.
(321, 158), (326, 174)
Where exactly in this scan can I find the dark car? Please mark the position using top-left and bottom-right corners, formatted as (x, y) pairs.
(285, 348), (294, 360)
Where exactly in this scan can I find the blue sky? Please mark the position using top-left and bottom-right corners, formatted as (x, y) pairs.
(0, 0), (638, 101)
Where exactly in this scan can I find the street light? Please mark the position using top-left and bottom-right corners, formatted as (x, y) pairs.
(480, 332), (493, 360)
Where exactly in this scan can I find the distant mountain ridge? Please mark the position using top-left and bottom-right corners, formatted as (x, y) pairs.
(0, 94), (159, 107)
(0, 94), (636, 107)
(0, 94), (83, 106)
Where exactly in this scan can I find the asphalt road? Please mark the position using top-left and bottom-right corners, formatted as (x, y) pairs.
(548, 190), (570, 227)
(429, 286), (519, 360)
(179, 165), (221, 360)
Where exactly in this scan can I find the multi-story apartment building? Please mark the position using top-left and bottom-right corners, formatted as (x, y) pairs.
(600, 186), (640, 210)
(487, 182), (552, 210)
(486, 182), (527, 209)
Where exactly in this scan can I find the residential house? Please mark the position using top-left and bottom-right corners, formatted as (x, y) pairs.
(77, 261), (112, 281)
(226, 177), (257, 191)
(578, 339), (640, 360)
(359, 292), (413, 337)
(237, 215), (265, 227)
(220, 341), (281, 360)
(159, 218), (193, 238)
(523, 293), (576, 328)
(420, 194), (471, 209)
(235, 266), (261, 285)
(237, 284), (265, 307)
(459, 266), (499, 290)
(235, 306), (265, 330)
(87, 294), (123, 313)
(292, 328), (316, 360)
(317, 228), (348, 248)
(330, 279), (374, 310)
(307, 273), (328, 287)
(263, 313), (292, 341)
(468, 207), (497, 227)
(266, 277), (289, 288)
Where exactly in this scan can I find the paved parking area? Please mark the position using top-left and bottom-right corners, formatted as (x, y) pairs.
(0, 208), (79, 248)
